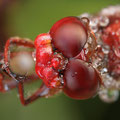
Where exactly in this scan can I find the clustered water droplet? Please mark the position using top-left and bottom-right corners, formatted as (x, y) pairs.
(79, 6), (120, 103)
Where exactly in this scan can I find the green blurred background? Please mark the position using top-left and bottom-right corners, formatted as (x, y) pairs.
(0, 0), (120, 120)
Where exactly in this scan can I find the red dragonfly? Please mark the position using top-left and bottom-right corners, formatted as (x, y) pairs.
(0, 5), (120, 105)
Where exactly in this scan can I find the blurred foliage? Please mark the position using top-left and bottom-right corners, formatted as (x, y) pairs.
(0, 0), (120, 120)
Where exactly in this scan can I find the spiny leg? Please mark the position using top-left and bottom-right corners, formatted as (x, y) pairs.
(0, 37), (34, 91)
(3, 37), (35, 79)
(18, 81), (61, 105)
(0, 53), (17, 92)
(0, 37), (35, 92)
(0, 69), (41, 93)
(18, 82), (47, 105)
(2, 37), (61, 105)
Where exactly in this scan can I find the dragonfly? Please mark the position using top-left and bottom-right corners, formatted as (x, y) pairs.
(0, 5), (120, 106)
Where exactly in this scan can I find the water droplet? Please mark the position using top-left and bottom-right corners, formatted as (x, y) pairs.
(99, 89), (119, 103)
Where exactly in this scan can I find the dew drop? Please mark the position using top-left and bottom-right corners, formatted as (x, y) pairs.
(99, 89), (119, 103)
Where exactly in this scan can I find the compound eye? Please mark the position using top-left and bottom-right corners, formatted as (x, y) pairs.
(63, 59), (101, 100)
(50, 16), (88, 58)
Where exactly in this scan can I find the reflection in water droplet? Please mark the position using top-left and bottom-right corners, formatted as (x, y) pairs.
(71, 72), (78, 77)
(99, 89), (119, 103)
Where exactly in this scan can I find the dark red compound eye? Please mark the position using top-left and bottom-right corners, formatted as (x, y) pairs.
(63, 59), (101, 100)
(50, 16), (88, 58)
